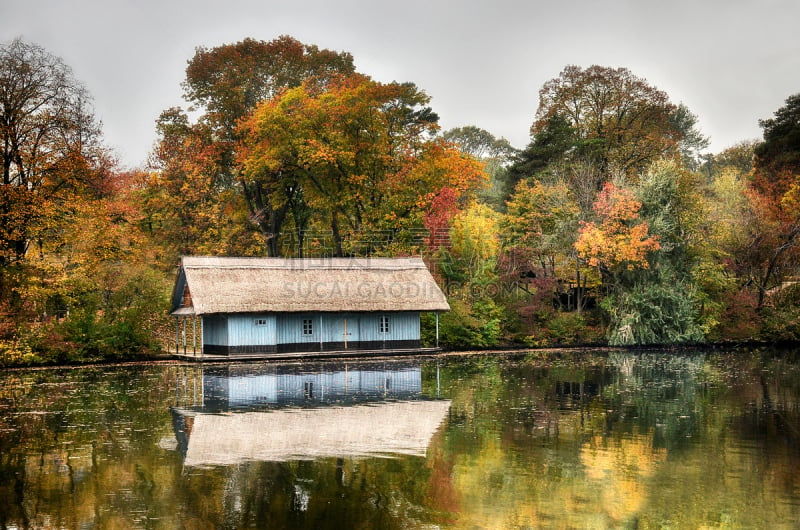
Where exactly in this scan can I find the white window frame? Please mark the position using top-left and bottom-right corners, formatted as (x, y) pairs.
(302, 318), (314, 335)
(379, 315), (390, 334)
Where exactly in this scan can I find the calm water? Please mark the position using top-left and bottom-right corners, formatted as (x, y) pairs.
(1, 350), (800, 529)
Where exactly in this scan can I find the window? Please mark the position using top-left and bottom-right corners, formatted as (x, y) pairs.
(254, 318), (268, 327)
(303, 318), (313, 335)
(379, 315), (390, 334)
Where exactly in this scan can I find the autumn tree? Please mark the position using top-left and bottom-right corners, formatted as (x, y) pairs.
(530, 65), (698, 179)
(184, 36), (355, 141)
(442, 126), (517, 208)
(145, 108), (259, 259)
(503, 178), (580, 282)
(576, 161), (706, 345)
(434, 202), (504, 347)
(0, 39), (175, 364)
(238, 74), (486, 256)
(152, 36), (356, 256)
(574, 182), (660, 276)
(0, 36), (122, 345)
(0, 38), (104, 279)
(698, 140), (756, 183)
(744, 94), (800, 308)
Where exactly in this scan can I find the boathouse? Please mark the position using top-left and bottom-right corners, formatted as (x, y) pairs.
(170, 256), (449, 357)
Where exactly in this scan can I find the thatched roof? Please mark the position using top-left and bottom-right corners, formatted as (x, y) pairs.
(178, 399), (452, 465)
(171, 256), (449, 315)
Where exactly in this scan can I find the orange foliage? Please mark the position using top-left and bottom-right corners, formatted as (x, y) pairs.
(575, 182), (660, 270)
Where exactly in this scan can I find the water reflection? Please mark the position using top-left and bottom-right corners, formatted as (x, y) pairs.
(170, 362), (451, 466)
(1, 351), (800, 528)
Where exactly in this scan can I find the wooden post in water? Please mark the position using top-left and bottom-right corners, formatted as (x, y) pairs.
(435, 312), (439, 348)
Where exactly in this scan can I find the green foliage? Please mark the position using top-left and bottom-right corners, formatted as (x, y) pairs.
(424, 298), (503, 349)
(506, 114), (577, 191)
(602, 279), (705, 346)
(584, 161), (708, 346)
(0, 264), (171, 367)
(755, 92), (800, 181)
(760, 284), (800, 343)
(545, 312), (587, 345)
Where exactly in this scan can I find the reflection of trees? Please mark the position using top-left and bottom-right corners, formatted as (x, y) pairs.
(2, 353), (800, 528)
(0, 366), (184, 528)
(0, 363), (455, 529)
(430, 354), (617, 527)
(429, 351), (800, 528)
(605, 351), (709, 451)
(635, 352), (800, 528)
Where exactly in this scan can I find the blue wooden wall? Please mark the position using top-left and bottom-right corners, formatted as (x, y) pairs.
(203, 315), (229, 346)
(202, 311), (421, 351)
(277, 313), (322, 347)
(277, 312), (420, 346)
(227, 314), (277, 347)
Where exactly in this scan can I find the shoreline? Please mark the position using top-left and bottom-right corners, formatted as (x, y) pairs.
(2, 340), (798, 372)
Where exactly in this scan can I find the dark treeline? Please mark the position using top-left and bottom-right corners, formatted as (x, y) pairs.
(1, 36), (799, 366)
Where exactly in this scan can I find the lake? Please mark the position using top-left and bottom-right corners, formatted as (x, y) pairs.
(1, 349), (799, 529)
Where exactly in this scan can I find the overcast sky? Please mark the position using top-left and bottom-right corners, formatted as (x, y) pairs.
(3, 0), (799, 168)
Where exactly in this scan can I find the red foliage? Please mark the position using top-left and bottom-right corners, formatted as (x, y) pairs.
(423, 186), (460, 251)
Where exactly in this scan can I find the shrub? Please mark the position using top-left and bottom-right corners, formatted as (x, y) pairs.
(760, 284), (800, 343)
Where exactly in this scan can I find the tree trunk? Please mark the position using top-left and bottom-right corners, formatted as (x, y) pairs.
(331, 212), (344, 257)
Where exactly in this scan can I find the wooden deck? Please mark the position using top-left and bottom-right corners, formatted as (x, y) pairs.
(172, 347), (442, 363)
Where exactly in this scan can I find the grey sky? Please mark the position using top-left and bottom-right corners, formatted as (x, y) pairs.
(3, 0), (799, 168)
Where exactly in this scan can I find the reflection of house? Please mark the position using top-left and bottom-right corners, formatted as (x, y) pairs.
(170, 257), (449, 357)
(171, 362), (450, 466)
(175, 401), (451, 466)
(199, 363), (426, 411)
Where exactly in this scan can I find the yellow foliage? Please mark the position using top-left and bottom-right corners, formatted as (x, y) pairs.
(450, 203), (501, 262)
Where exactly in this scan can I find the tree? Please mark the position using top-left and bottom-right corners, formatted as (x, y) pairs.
(505, 113), (577, 192)
(441, 126), (517, 162)
(435, 203), (504, 347)
(574, 182), (660, 276)
(669, 103), (710, 171)
(442, 126), (517, 207)
(754, 93), (800, 195)
(152, 36), (356, 256)
(577, 161), (706, 345)
(183, 35), (355, 142)
(698, 140), (756, 183)
(0, 37), (110, 320)
(503, 179), (579, 278)
(532, 65), (687, 177)
(238, 74), (485, 256)
(145, 110), (256, 259)
(0, 38), (103, 270)
(746, 94), (800, 308)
